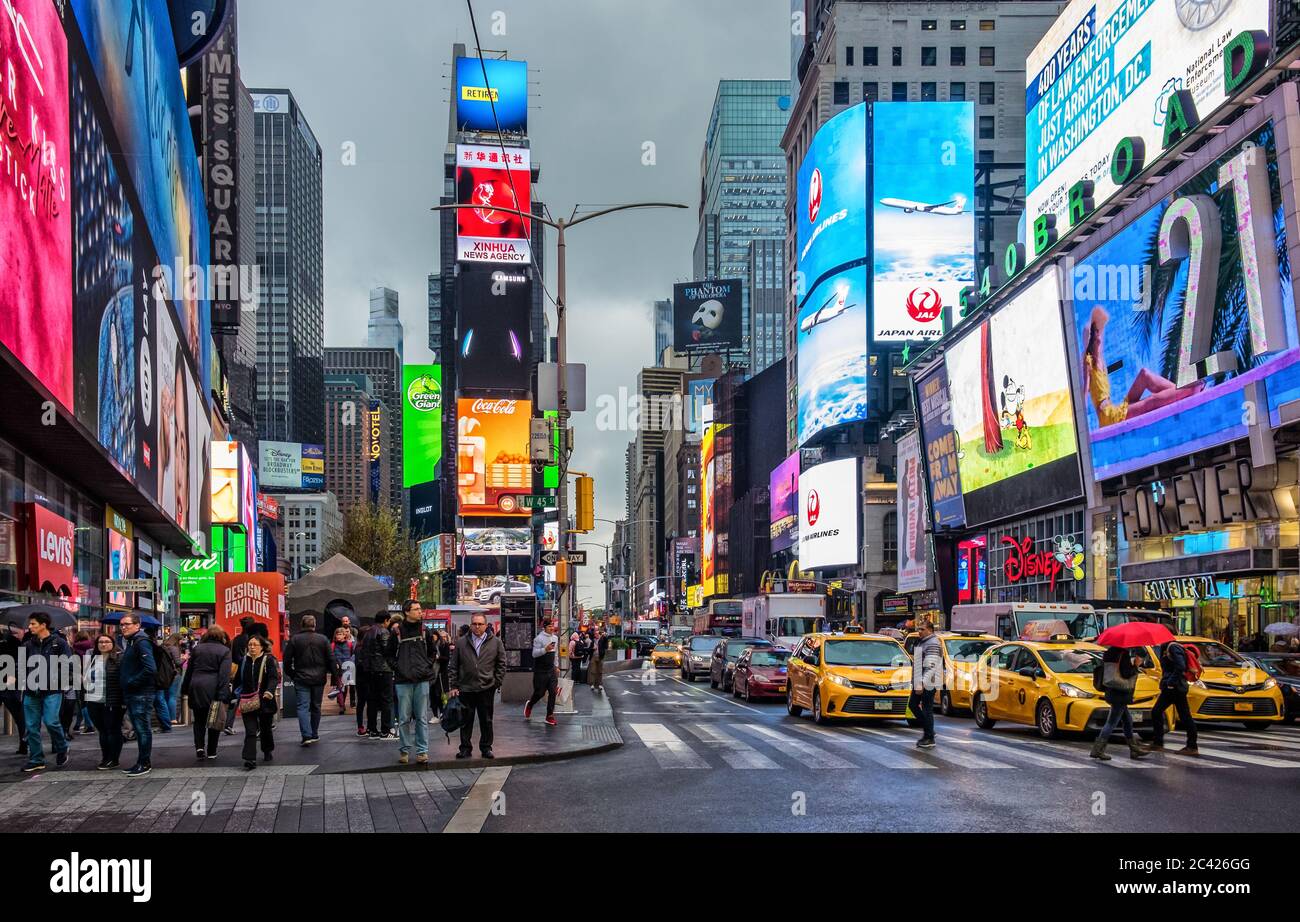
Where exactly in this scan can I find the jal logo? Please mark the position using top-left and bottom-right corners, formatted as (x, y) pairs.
(470, 398), (518, 416)
(40, 526), (74, 568)
(808, 168), (822, 224)
(906, 287), (942, 323)
(806, 489), (820, 526)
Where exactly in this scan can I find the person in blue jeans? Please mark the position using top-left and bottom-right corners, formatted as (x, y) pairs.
(152, 634), (184, 730)
(118, 615), (157, 777)
(284, 614), (331, 745)
(393, 601), (438, 765)
(19, 612), (73, 772)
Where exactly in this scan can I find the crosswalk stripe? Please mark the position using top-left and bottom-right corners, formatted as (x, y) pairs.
(630, 723), (711, 769)
(681, 723), (781, 769)
(950, 737), (1086, 769)
(735, 724), (855, 769)
(788, 724), (936, 769)
(1167, 746), (1300, 768)
(1194, 731), (1300, 750)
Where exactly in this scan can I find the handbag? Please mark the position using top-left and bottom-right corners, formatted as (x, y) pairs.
(207, 698), (230, 729)
(237, 656), (267, 715)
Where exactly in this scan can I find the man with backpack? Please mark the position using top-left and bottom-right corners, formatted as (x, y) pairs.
(118, 615), (157, 777)
(363, 613), (397, 739)
(1149, 640), (1200, 755)
(393, 601), (439, 764)
(284, 614), (332, 746)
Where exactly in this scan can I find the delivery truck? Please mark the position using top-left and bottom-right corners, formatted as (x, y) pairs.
(741, 594), (827, 648)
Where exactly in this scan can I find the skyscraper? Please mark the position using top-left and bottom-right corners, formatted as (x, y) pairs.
(323, 347), (403, 514)
(653, 299), (672, 365)
(693, 80), (791, 372)
(251, 89), (325, 445)
(367, 286), (404, 359)
(324, 372), (392, 516)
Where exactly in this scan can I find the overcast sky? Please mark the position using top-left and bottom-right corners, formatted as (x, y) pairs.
(240, 0), (793, 605)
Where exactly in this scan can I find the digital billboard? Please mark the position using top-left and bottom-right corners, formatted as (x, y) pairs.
(210, 441), (240, 524)
(105, 507), (134, 610)
(457, 398), (531, 517)
(456, 144), (531, 264)
(797, 265), (869, 446)
(462, 527), (531, 556)
(215, 572), (285, 657)
(455, 56), (528, 133)
(458, 267), (531, 392)
(1025, 0), (1271, 250)
(672, 279), (743, 354)
(259, 441), (325, 491)
(1064, 125), (1299, 480)
(155, 297), (209, 537)
(402, 365), (444, 488)
(0, 0), (72, 409)
(916, 363), (965, 529)
(895, 431), (929, 593)
(71, 0), (212, 400)
(796, 103), (867, 301)
(872, 101), (975, 342)
(940, 267), (1082, 526)
(798, 458), (859, 571)
(769, 452), (799, 553)
(701, 424), (718, 596)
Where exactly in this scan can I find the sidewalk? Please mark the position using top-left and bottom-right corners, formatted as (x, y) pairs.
(0, 680), (623, 780)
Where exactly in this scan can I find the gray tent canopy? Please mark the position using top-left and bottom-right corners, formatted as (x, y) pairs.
(286, 554), (390, 632)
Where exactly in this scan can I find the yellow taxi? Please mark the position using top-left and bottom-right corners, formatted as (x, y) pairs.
(1140, 636), (1284, 728)
(932, 631), (1001, 716)
(972, 636), (1162, 739)
(786, 629), (913, 723)
(650, 643), (682, 669)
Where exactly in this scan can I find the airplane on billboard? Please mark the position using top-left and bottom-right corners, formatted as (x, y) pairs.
(799, 282), (857, 334)
(878, 194), (967, 215)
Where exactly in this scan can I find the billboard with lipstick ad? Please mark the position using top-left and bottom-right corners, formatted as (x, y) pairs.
(456, 398), (531, 517)
(455, 144), (531, 264)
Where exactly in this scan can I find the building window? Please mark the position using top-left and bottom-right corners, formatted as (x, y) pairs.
(892, 81), (908, 101)
(892, 46), (903, 66)
(950, 81), (966, 101)
(922, 19), (936, 30)
(833, 81), (849, 105)
(979, 115), (995, 139)
(921, 46), (936, 66)
(980, 19), (996, 31)
(883, 513), (898, 571)
(980, 46), (996, 66)
(951, 46), (965, 66)
(863, 82), (879, 102)
(845, 45), (854, 66)
(864, 46), (878, 66)
(979, 81), (995, 105)
(979, 150), (995, 164)
(951, 20), (966, 30)
(921, 82), (937, 101)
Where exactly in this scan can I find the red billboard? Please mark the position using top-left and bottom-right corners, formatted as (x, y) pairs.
(0, 0), (73, 408)
(215, 572), (286, 657)
(455, 144), (531, 264)
(21, 503), (76, 597)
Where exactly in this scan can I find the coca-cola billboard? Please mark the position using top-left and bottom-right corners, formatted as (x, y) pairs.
(456, 397), (531, 517)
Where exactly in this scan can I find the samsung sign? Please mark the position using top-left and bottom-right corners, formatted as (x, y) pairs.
(797, 458), (859, 570)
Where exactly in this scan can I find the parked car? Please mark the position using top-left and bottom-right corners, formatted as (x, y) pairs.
(473, 579), (532, 605)
(710, 637), (774, 692)
(1250, 653), (1300, 722)
(626, 633), (658, 656)
(733, 647), (791, 701)
(680, 635), (724, 682)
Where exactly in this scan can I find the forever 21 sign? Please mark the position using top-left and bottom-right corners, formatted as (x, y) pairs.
(1117, 459), (1288, 541)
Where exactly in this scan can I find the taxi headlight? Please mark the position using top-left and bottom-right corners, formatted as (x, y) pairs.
(826, 674), (854, 688)
(890, 680), (911, 690)
(1058, 682), (1095, 699)
(1263, 678), (1277, 690)
(1193, 679), (1207, 689)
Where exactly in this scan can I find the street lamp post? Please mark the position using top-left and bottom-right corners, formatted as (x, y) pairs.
(431, 203), (686, 645)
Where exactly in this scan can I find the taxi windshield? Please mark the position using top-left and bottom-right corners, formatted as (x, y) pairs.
(1184, 642), (1245, 667)
(653, 645), (676, 652)
(823, 640), (906, 667)
(1037, 648), (1100, 675)
(945, 639), (997, 662)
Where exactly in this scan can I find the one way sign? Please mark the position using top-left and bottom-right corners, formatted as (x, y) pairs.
(540, 550), (587, 566)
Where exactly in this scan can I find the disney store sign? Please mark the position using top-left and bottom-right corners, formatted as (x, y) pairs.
(1001, 534), (1085, 593)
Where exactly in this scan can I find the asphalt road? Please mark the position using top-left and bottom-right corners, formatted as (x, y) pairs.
(484, 663), (1300, 833)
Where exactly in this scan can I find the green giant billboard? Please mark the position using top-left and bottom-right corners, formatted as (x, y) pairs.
(402, 365), (444, 488)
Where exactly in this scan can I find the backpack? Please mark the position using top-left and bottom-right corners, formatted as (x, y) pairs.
(439, 694), (466, 742)
(153, 639), (178, 690)
(1092, 661), (1106, 694)
(1181, 644), (1203, 682)
(396, 628), (437, 683)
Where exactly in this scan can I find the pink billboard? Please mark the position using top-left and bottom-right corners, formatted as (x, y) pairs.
(0, 0), (73, 408)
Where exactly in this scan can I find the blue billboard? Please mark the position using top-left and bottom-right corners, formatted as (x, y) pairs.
(455, 56), (528, 133)
(71, 0), (212, 402)
(797, 265), (869, 446)
(871, 101), (975, 342)
(795, 103), (867, 302)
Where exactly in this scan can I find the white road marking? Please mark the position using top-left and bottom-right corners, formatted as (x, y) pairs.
(1164, 746), (1300, 768)
(630, 723), (711, 769)
(443, 767), (512, 834)
(735, 724), (854, 769)
(788, 723), (937, 769)
(681, 723), (781, 769)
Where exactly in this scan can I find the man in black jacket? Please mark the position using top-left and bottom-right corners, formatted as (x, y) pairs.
(363, 613), (396, 739)
(449, 613), (506, 758)
(19, 613), (73, 772)
(1149, 640), (1199, 756)
(0, 625), (27, 756)
(284, 614), (332, 745)
(118, 615), (157, 777)
(393, 601), (438, 764)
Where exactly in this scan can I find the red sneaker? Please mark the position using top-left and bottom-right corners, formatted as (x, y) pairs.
(523, 702), (533, 720)
(545, 715), (557, 727)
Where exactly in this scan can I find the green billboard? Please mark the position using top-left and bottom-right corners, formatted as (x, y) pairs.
(402, 365), (444, 488)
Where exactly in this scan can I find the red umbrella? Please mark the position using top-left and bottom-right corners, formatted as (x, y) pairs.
(1096, 622), (1176, 648)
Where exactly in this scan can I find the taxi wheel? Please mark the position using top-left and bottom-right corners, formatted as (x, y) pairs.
(939, 690), (955, 717)
(972, 695), (996, 729)
(1035, 699), (1059, 739)
(787, 687), (803, 717)
(813, 689), (830, 725)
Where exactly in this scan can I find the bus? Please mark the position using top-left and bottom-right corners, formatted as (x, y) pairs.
(692, 599), (743, 637)
(951, 602), (1176, 642)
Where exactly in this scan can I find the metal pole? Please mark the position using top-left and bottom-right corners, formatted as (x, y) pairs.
(556, 221), (570, 648)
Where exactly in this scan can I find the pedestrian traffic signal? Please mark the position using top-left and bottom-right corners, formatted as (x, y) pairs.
(575, 475), (594, 533)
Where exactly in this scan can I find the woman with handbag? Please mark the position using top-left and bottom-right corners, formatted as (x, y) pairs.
(83, 634), (125, 769)
(238, 635), (281, 770)
(182, 626), (233, 760)
(1091, 645), (1150, 762)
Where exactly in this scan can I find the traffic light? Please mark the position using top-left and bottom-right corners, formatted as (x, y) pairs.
(575, 475), (594, 533)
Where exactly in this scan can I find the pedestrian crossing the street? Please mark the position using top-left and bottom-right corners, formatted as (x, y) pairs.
(622, 716), (1300, 773)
